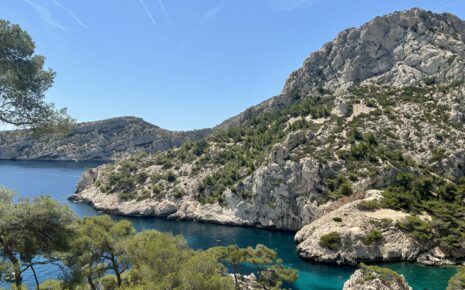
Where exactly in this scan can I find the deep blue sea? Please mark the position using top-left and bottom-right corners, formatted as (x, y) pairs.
(0, 160), (456, 290)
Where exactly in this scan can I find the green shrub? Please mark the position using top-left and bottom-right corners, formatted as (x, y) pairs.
(359, 264), (403, 284)
(118, 191), (137, 201)
(332, 217), (343, 223)
(134, 172), (148, 183)
(319, 232), (342, 250)
(398, 216), (433, 243)
(99, 275), (117, 290)
(363, 229), (383, 245)
(357, 200), (380, 211)
(107, 172), (136, 193)
(447, 266), (465, 290)
(380, 190), (419, 211)
(327, 176), (353, 200)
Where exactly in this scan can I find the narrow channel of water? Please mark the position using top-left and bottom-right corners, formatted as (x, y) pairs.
(0, 160), (456, 290)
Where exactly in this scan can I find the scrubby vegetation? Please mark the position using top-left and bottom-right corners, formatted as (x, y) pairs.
(0, 189), (298, 290)
(93, 80), (465, 219)
(363, 230), (383, 245)
(319, 232), (342, 250)
(359, 264), (404, 285)
(379, 172), (465, 253)
(357, 200), (380, 211)
(447, 266), (465, 290)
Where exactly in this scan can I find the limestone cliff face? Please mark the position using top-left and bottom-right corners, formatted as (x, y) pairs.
(294, 192), (458, 265)
(0, 117), (211, 161)
(72, 8), (465, 264)
(219, 8), (465, 129)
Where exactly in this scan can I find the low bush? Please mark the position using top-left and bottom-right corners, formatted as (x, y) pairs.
(359, 264), (403, 284)
(363, 229), (383, 245)
(118, 191), (137, 201)
(357, 200), (380, 211)
(398, 216), (433, 243)
(319, 232), (342, 250)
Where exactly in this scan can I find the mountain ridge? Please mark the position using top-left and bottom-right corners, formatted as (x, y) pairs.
(219, 8), (465, 129)
(0, 116), (211, 161)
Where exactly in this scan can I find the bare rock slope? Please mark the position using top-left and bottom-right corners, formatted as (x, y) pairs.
(0, 117), (211, 161)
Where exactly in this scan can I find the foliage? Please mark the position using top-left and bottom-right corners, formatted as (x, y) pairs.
(0, 188), (76, 288)
(379, 172), (465, 252)
(327, 176), (353, 200)
(363, 230), (383, 245)
(359, 264), (403, 285)
(0, 20), (73, 133)
(119, 230), (234, 290)
(65, 216), (135, 289)
(212, 244), (298, 290)
(398, 216), (433, 244)
(357, 200), (380, 211)
(319, 232), (342, 251)
(178, 94), (332, 204)
(447, 266), (465, 290)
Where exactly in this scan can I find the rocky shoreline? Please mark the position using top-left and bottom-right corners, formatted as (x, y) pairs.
(71, 183), (465, 267)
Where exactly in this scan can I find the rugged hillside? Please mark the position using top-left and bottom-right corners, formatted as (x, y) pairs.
(72, 8), (465, 265)
(0, 117), (211, 161)
(219, 7), (465, 128)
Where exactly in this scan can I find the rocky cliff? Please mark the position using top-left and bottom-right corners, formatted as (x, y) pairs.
(219, 8), (465, 129)
(71, 8), (465, 265)
(0, 117), (211, 161)
(343, 265), (412, 290)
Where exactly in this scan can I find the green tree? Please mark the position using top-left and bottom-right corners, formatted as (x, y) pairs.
(0, 20), (73, 132)
(212, 245), (247, 289)
(0, 188), (75, 289)
(245, 244), (298, 290)
(66, 216), (135, 289)
(120, 230), (234, 290)
(412, 176), (434, 199)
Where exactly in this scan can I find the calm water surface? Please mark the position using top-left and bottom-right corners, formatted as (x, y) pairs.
(0, 160), (456, 290)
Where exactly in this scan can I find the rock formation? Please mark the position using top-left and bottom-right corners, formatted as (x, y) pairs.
(343, 265), (412, 290)
(71, 8), (465, 265)
(294, 192), (459, 265)
(0, 116), (211, 161)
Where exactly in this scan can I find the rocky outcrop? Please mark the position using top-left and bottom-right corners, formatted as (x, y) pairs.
(295, 192), (462, 265)
(219, 8), (465, 129)
(0, 117), (211, 161)
(71, 8), (465, 264)
(343, 267), (412, 290)
(295, 193), (420, 264)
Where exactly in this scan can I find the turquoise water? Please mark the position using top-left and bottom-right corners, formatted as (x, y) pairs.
(0, 160), (456, 290)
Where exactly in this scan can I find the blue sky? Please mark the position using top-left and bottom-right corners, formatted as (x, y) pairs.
(0, 0), (464, 130)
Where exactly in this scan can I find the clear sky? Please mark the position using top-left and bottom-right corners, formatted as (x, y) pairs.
(0, 0), (464, 130)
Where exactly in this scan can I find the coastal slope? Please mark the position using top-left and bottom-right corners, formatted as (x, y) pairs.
(72, 8), (465, 265)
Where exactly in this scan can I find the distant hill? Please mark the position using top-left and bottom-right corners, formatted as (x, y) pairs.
(0, 116), (211, 161)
